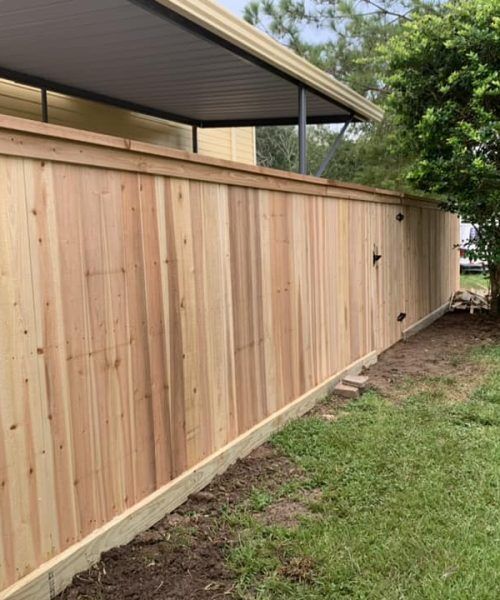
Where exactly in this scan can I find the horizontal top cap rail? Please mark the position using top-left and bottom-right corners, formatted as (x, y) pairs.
(0, 114), (438, 208)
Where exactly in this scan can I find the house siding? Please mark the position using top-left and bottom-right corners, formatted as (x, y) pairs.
(0, 79), (256, 164)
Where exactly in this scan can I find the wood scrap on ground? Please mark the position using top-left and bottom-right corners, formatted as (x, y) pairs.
(450, 290), (490, 314)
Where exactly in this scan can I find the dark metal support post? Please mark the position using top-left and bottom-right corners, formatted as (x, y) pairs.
(192, 125), (198, 153)
(41, 87), (48, 123)
(315, 115), (353, 178)
(298, 87), (307, 175)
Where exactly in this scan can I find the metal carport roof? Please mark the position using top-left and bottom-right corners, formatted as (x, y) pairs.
(0, 0), (384, 129)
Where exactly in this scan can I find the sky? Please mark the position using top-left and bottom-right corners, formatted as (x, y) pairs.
(217, 0), (248, 15)
(216, 0), (329, 43)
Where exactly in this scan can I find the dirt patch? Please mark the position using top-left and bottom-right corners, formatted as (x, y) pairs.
(363, 312), (500, 400)
(257, 489), (322, 528)
(260, 499), (310, 528)
(58, 444), (302, 600)
(278, 556), (316, 583)
(176, 443), (303, 517)
(58, 312), (499, 600)
(312, 391), (355, 419)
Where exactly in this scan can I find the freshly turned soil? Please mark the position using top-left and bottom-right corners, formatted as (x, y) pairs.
(366, 311), (500, 398)
(58, 311), (499, 600)
(58, 445), (303, 600)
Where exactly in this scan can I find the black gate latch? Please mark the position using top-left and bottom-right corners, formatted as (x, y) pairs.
(397, 312), (407, 322)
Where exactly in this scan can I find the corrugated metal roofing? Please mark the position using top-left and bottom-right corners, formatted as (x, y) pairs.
(0, 0), (384, 127)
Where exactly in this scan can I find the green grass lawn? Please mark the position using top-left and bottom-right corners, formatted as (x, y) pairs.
(460, 272), (490, 291)
(227, 346), (500, 599)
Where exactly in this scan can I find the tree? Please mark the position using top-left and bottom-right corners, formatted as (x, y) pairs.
(244, 0), (428, 96)
(244, 1), (437, 185)
(256, 121), (414, 190)
(256, 126), (298, 171)
(383, 0), (500, 314)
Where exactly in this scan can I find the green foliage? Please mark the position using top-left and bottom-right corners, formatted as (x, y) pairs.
(255, 109), (417, 189)
(383, 0), (500, 310)
(316, 120), (416, 189)
(256, 125), (299, 172)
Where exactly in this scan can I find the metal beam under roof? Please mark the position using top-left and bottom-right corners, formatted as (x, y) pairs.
(0, 0), (383, 129)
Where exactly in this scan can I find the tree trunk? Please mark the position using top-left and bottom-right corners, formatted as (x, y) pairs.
(490, 263), (500, 318)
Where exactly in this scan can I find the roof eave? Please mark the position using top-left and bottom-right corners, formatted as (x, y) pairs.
(154, 0), (384, 123)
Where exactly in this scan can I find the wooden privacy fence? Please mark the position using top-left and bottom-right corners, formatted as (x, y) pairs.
(0, 115), (459, 599)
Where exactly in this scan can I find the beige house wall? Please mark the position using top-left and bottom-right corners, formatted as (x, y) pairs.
(0, 79), (256, 165)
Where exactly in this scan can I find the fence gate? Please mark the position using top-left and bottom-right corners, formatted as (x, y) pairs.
(371, 204), (407, 352)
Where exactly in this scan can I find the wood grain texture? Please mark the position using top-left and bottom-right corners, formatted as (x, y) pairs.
(0, 351), (377, 600)
(0, 115), (440, 204)
(0, 119), (459, 595)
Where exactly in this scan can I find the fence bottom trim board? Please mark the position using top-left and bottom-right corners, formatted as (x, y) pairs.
(402, 301), (450, 341)
(0, 350), (377, 600)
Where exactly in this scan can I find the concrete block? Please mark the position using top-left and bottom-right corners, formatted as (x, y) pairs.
(343, 374), (369, 389)
(333, 383), (359, 399)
